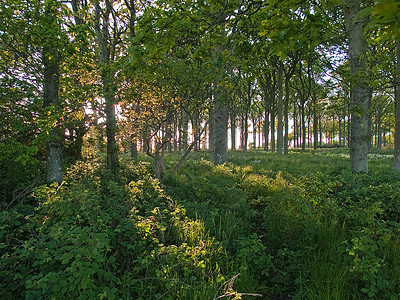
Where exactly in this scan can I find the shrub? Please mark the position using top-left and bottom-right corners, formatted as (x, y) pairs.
(0, 160), (225, 299)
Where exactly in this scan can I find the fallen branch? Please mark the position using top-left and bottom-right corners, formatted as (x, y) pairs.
(213, 273), (262, 300)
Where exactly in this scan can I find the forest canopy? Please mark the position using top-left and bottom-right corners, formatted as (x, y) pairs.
(0, 0), (399, 181)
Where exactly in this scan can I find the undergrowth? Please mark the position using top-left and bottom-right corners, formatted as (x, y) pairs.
(2, 149), (400, 299)
(164, 149), (400, 299)
(0, 158), (228, 299)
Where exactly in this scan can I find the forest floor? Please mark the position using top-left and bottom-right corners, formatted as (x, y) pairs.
(1, 148), (400, 299)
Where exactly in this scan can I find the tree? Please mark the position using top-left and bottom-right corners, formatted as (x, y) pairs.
(92, 0), (123, 173)
(42, 0), (65, 182)
(342, 0), (372, 173)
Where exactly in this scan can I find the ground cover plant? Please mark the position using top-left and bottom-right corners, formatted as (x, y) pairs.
(1, 149), (400, 299)
(0, 158), (230, 299)
(164, 149), (400, 299)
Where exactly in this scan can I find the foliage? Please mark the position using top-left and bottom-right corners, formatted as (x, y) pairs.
(163, 149), (400, 299)
(0, 159), (226, 299)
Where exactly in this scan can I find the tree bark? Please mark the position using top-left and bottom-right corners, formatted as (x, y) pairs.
(93, 0), (120, 173)
(271, 98), (276, 152)
(313, 95), (318, 150)
(301, 101), (306, 150)
(43, 1), (63, 183)
(343, 0), (371, 173)
(284, 76), (290, 154)
(213, 92), (228, 165)
(277, 62), (284, 155)
(264, 102), (270, 151)
(230, 110), (236, 150)
(181, 109), (189, 151)
(394, 40), (400, 170)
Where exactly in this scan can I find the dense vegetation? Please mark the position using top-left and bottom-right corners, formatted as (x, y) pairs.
(2, 149), (400, 299)
(1, 0), (400, 299)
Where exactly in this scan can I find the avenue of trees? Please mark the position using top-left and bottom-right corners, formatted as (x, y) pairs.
(1, 0), (400, 181)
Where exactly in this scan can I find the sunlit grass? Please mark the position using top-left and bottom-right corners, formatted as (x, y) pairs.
(163, 147), (400, 298)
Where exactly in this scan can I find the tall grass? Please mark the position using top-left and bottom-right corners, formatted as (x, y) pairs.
(163, 148), (400, 299)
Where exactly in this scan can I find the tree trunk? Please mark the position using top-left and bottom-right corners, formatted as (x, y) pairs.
(244, 112), (248, 151)
(43, 2), (63, 183)
(271, 100), (276, 152)
(284, 76), (290, 154)
(252, 118), (257, 149)
(377, 118), (382, 149)
(130, 134), (138, 161)
(264, 94), (270, 151)
(343, 0), (371, 173)
(276, 62), (284, 155)
(193, 110), (199, 152)
(394, 40), (400, 170)
(293, 105), (297, 148)
(104, 79), (120, 173)
(301, 102), (306, 150)
(313, 97), (318, 150)
(181, 109), (189, 151)
(213, 93), (228, 165)
(173, 118), (178, 152)
(93, 0), (119, 173)
(230, 110), (236, 150)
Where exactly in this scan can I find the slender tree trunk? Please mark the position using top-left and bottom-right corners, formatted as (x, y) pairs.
(231, 111), (236, 150)
(308, 114), (311, 147)
(313, 97), (318, 150)
(193, 109), (199, 152)
(377, 118), (382, 149)
(343, 0), (371, 173)
(244, 112), (248, 151)
(173, 118), (178, 152)
(394, 40), (400, 170)
(264, 95), (270, 151)
(94, 0), (119, 173)
(181, 109), (189, 152)
(209, 109), (214, 152)
(293, 105), (297, 148)
(271, 100), (276, 152)
(43, 2), (63, 183)
(301, 102), (306, 150)
(252, 118), (257, 149)
(277, 62), (284, 155)
(284, 77), (290, 154)
(319, 115), (322, 147)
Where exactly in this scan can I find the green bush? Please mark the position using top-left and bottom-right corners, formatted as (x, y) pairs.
(0, 160), (225, 299)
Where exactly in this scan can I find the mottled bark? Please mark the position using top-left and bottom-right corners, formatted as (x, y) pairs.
(43, 1), (63, 183)
(343, 0), (371, 173)
(213, 92), (228, 165)
(394, 40), (400, 170)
